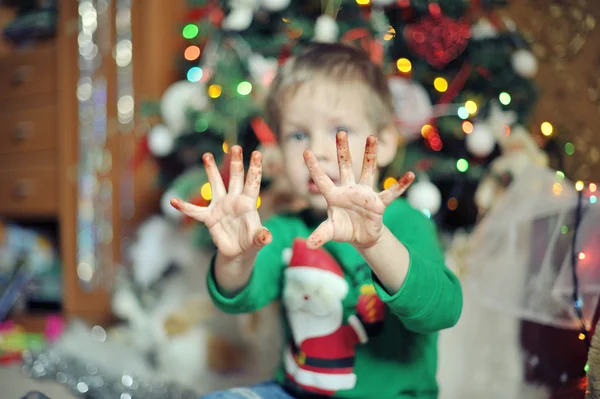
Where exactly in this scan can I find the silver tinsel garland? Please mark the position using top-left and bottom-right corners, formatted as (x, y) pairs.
(21, 349), (198, 399)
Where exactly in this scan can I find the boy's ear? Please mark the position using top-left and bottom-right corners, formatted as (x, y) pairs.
(377, 124), (399, 168)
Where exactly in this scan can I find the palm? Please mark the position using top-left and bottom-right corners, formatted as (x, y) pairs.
(304, 132), (414, 249)
(170, 147), (271, 259)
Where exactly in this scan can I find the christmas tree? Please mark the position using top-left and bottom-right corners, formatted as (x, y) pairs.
(140, 0), (547, 238)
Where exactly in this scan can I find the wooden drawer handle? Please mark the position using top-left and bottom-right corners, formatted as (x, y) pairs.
(13, 122), (32, 142)
(13, 179), (32, 198)
(11, 66), (32, 86)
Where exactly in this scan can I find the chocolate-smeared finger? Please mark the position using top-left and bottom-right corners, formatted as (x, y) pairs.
(243, 151), (263, 199)
(307, 219), (334, 249)
(336, 131), (355, 185)
(253, 227), (272, 248)
(202, 153), (227, 199)
(228, 145), (245, 195)
(170, 197), (209, 223)
(359, 135), (378, 187)
(379, 172), (415, 206)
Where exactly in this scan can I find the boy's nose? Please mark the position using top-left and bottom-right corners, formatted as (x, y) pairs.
(310, 134), (334, 162)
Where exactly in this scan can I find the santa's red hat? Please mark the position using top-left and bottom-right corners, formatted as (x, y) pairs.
(283, 239), (349, 299)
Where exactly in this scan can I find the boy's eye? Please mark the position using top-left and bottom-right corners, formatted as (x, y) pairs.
(289, 131), (308, 141)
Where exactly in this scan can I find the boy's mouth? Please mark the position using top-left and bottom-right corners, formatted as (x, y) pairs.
(308, 177), (338, 194)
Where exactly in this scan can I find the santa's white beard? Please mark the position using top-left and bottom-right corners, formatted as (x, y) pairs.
(287, 303), (343, 345)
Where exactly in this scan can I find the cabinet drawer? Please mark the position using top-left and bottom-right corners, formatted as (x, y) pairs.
(0, 105), (57, 154)
(0, 168), (58, 216)
(0, 47), (57, 101)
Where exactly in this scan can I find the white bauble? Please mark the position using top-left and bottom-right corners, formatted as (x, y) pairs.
(248, 53), (278, 88)
(470, 18), (498, 40)
(467, 123), (497, 157)
(388, 77), (433, 140)
(313, 14), (339, 43)
(222, 6), (254, 31)
(260, 0), (290, 11)
(370, 0), (395, 5)
(511, 49), (538, 78)
(161, 189), (184, 221)
(160, 81), (207, 134)
(148, 124), (174, 157)
(407, 180), (442, 216)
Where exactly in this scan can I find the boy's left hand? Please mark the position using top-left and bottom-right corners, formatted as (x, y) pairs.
(303, 131), (414, 250)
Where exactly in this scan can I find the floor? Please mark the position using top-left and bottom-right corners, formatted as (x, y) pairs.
(0, 366), (77, 399)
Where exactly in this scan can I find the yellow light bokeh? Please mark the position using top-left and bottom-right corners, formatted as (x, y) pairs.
(579, 333), (586, 341)
(576, 180), (585, 191)
(396, 58), (411, 72)
(541, 121), (553, 136)
(383, 177), (397, 190)
(421, 124), (434, 138)
(462, 121), (473, 134)
(222, 141), (229, 153)
(208, 84), (222, 98)
(579, 252), (586, 260)
(433, 77), (448, 93)
(356, 0), (370, 4)
(256, 196), (262, 209)
(552, 182), (563, 196)
(465, 100), (478, 114)
(384, 26), (396, 41)
(590, 183), (597, 192)
(201, 183), (212, 200)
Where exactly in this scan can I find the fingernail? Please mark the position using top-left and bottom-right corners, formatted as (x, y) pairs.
(170, 198), (181, 210)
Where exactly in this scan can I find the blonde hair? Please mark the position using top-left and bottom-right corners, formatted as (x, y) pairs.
(265, 42), (395, 136)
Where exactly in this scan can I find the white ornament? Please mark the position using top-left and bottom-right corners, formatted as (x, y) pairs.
(160, 81), (207, 134)
(408, 180), (442, 216)
(260, 0), (290, 11)
(313, 14), (339, 43)
(148, 124), (175, 157)
(467, 123), (497, 157)
(161, 189), (184, 221)
(511, 49), (538, 78)
(388, 77), (433, 140)
(470, 18), (498, 40)
(222, 6), (255, 31)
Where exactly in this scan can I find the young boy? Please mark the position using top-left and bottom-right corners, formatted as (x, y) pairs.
(171, 43), (462, 399)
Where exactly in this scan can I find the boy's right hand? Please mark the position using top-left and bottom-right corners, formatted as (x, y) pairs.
(170, 146), (272, 259)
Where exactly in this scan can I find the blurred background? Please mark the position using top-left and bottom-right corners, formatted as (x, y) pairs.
(0, 0), (599, 398)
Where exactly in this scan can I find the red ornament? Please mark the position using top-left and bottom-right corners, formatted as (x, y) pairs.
(404, 14), (471, 69)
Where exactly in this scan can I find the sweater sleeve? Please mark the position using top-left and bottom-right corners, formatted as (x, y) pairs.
(206, 216), (293, 314)
(372, 200), (463, 334)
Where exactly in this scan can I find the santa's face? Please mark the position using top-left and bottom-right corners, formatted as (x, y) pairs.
(283, 276), (344, 345)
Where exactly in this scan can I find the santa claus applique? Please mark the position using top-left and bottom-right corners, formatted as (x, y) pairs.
(282, 239), (373, 395)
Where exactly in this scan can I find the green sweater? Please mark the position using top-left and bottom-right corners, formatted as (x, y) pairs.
(207, 199), (462, 399)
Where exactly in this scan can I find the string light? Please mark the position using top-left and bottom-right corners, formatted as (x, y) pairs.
(384, 26), (396, 41)
(578, 252), (586, 260)
(465, 100), (477, 114)
(565, 142), (575, 155)
(590, 183), (597, 192)
(201, 183), (212, 200)
(356, 0), (370, 4)
(182, 24), (199, 39)
(541, 121), (553, 136)
(195, 118), (208, 132)
(396, 58), (412, 73)
(256, 196), (262, 208)
(553, 183), (563, 196)
(186, 67), (203, 83)
(576, 181), (585, 191)
(208, 84), (222, 98)
(456, 158), (469, 172)
(421, 124), (434, 138)
(383, 177), (397, 190)
(499, 92), (511, 105)
(579, 333), (586, 340)
(561, 225), (569, 234)
(462, 121), (473, 134)
(184, 45), (201, 61)
(237, 81), (252, 95)
(433, 77), (448, 92)
(222, 141), (229, 153)
(556, 171), (565, 181)
(457, 107), (469, 120)
(590, 195), (597, 204)
(447, 197), (458, 210)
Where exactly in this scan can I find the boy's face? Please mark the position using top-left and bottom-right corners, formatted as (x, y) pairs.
(278, 79), (397, 212)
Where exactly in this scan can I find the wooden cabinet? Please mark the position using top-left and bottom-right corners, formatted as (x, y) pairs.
(0, 0), (187, 329)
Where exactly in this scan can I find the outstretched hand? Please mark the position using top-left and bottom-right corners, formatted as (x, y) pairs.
(170, 146), (272, 259)
(304, 131), (414, 250)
